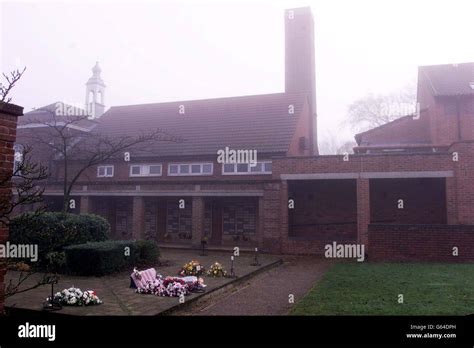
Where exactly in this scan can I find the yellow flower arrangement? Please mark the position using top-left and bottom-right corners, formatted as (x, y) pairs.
(178, 260), (205, 276)
(207, 262), (227, 277)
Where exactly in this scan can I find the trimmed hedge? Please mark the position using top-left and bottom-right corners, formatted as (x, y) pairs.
(9, 212), (110, 265)
(64, 240), (160, 276)
(134, 239), (160, 266)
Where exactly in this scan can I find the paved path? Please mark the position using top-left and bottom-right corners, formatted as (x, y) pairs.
(5, 250), (281, 316)
(178, 256), (332, 316)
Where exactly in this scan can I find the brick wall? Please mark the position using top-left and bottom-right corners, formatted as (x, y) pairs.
(430, 97), (474, 146)
(50, 156), (281, 185)
(288, 180), (357, 241)
(369, 224), (474, 262)
(356, 73), (474, 150)
(450, 141), (474, 224)
(370, 178), (447, 224)
(36, 139), (474, 260)
(417, 66), (474, 147)
(357, 116), (431, 148)
(357, 178), (370, 247)
(273, 152), (454, 178)
(287, 99), (313, 156)
(0, 102), (23, 314)
(262, 182), (282, 253)
(191, 197), (203, 247)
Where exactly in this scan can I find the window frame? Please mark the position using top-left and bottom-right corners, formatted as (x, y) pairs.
(129, 164), (163, 177)
(168, 162), (214, 176)
(221, 161), (272, 175)
(97, 165), (114, 178)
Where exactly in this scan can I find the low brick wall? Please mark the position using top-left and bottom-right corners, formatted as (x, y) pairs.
(369, 224), (474, 262)
(289, 223), (357, 241)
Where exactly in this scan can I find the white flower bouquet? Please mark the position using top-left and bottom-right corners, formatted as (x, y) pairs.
(49, 287), (103, 306)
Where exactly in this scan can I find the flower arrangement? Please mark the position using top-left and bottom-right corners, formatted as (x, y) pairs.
(178, 260), (205, 277)
(136, 275), (190, 297)
(48, 287), (103, 306)
(207, 262), (227, 277)
(135, 274), (207, 297)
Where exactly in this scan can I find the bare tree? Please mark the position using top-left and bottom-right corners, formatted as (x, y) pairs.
(336, 140), (357, 155)
(318, 132), (343, 155)
(0, 68), (56, 300)
(0, 146), (48, 227)
(0, 68), (26, 103)
(0, 67), (47, 225)
(24, 107), (182, 212)
(0, 145), (50, 301)
(347, 83), (416, 133)
(318, 130), (357, 155)
(4, 269), (57, 299)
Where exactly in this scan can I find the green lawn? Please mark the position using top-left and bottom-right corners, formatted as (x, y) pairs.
(290, 263), (474, 315)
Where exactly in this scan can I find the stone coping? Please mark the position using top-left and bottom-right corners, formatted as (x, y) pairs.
(0, 101), (23, 117)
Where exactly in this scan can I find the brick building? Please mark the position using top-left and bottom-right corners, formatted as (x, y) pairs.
(0, 102), (23, 313)
(14, 7), (474, 261)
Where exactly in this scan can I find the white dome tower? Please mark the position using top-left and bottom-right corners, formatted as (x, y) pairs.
(85, 62), (106, 118)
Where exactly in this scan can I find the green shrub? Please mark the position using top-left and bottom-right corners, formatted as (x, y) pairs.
(45, 251), (67, 273)
(64, 241), (133, 276)
(64, 240), (160, 276)
(134, 240), (160, 267)
(9, 212), (110, 265)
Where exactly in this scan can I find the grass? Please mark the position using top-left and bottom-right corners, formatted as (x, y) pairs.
(290, 263), (474, 315)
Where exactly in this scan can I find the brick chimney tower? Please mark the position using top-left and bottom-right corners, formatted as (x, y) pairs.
(285, 7), (318, 154)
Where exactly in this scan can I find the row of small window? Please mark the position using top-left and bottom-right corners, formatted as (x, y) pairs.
(97, 161), (272, 178)
(222, 161), (272, 174)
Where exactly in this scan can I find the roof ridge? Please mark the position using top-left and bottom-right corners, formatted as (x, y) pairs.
(420, 67), (438, 96)
(109, 92), (307, 110)
(419, 62), (474, 69)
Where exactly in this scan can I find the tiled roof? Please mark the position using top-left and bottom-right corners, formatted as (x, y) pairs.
(92, 93), (307, 157)
(18, 102), (98, 129)
(354, 113), (431, 147)
(421, 62), (474, 97)
(16, 102), (98, 165)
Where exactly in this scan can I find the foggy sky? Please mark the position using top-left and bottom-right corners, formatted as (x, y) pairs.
(1, 0), (474, 145)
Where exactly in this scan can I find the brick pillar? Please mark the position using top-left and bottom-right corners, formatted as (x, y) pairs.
(446, 176), (458, 224)
(451, 142), (474, 224)
(132, 196), (145, 239)
(280, 180), (289, 253)
(157, 199), (167, 241)
(357, 178), (370, 248)
(261, 183), (282, 253)
(191, 196), (204, 248)
(80, 196), (90, 214)
(257, 196), (264, 248)
(0, 102), (23, 314)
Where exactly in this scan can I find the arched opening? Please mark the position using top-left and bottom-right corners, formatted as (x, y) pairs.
(88, 91), (94, 104)
(97, 91), (103, 104)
